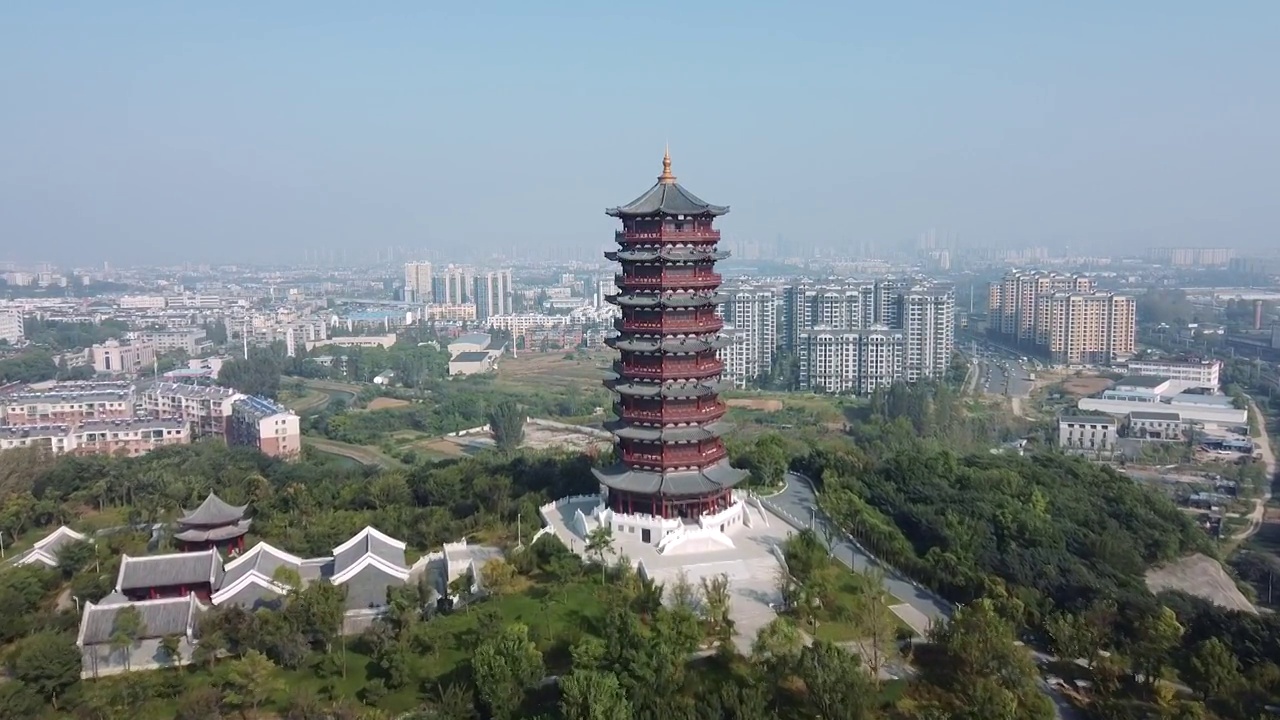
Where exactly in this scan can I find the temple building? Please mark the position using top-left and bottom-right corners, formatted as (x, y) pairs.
(77, 592), (205, 678)
(591, 150), (749, 547)
(174, 492), (251, 553)
(211, 542), (321, 610)
(14, 525), (90, 568)
(331, 526), (410, 631)
(115, 547), (225, 601)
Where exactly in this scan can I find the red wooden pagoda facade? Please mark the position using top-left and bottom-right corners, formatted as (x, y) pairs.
(594, 150), (748, 520)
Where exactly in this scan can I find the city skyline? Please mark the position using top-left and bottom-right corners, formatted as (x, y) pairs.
(1, 3), (1277, 264)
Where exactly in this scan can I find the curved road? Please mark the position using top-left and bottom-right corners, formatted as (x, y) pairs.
(765, 472), (1078, 719)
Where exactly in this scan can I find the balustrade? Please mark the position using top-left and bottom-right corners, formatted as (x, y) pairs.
(615, 359), (723, 380)
(615, 272), (722, 288)
(620, 443), (728, 469)
(615, 401), (727, 423)
(616, 315), (724, 334)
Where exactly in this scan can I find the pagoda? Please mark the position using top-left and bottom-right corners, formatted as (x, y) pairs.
(174, 492), (251, 553)
(594, 150), (748, 530)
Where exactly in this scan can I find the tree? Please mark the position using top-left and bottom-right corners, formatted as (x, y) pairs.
(11, 631), (81, 708)
(796, 640), (874, 720)
(745, 434), (790, 489)
(471, 623), (545, 720)
(584, 525), (614, 583)
(218, 649), (282, 716)
(699, 573), (733, 645)
(480, 558), (518, 596)
(159, 634), (183, 666)
(0, 682), (44, 720)
(109, 605), (146, 671)
(1132, 606), (1183, 687)
(1183, 637), (1241, 701)
(1044, 611), (1091, 664)
(559, 670), (631, 720)
(487, 400), (525, 453)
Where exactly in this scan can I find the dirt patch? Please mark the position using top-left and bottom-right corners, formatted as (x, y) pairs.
(726, 398), (784, 412)
(1061, 376), (1113, 398)
(1145, 553), (1257, 614)
(366, 397), (411, 411)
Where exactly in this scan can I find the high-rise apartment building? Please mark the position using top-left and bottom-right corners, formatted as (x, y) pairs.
(717, 285), (777, 388)
(0, 311), (24, 344)
(1145, 247), (1235, 268)
(433, 264), (473, 305)
(988, 270), (1134, 365)
(472, 269), (513, 321)
(403, 262), (433, 304)
(781, 277), (954, 392)
(796, 325), (905, 394)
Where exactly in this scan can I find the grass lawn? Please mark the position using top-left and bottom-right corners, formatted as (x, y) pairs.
(806, 560), (908, 644)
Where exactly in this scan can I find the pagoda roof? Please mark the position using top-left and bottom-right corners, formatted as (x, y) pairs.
(173, 519), (252, 544)
(592, 458), (748, 497)
(606, 248), (730, 263)
(77, 594), (206, 646)
(179, 492), (248, 527)
(606, 420), (730, 442)
(606, 378), (731, 398)
(607, 335), (730, 353)
(608, 292), (726, 309)
(606, 150), (728, 218)
(116, 548), (224, 591)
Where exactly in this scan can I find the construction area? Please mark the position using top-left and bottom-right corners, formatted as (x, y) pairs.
(441, 418), (611, 455)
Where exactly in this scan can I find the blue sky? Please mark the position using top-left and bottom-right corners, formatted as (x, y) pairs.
(0, 2), (1276, 264)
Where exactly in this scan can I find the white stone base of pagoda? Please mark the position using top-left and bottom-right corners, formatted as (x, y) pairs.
(540, 491), (768, 557)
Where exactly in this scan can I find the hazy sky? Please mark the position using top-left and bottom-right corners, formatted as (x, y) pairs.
(1, 2), (1276, 265)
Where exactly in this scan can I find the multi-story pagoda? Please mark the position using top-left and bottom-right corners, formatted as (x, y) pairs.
(594, 150), (748, 530)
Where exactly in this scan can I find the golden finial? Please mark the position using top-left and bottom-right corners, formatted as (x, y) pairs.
(658, 144), (676, 184)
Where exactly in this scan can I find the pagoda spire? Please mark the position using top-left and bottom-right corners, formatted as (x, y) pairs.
(658, 144), (676, 184)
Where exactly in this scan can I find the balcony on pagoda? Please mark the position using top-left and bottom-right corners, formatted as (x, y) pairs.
(615, 399), (727, 424)
(616, 217), (721, 245)
(619, 441), (728, 470)
(616, 309), (724, 335)
(615, 269), (722, 290)
(614, 356), (724, 381)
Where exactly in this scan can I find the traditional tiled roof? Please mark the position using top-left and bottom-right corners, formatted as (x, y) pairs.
(331, 527), (408, 587)
(178, 493), (248, 527)
(77, 594), (206, 646)
(592, 458), (748, 497)
(606, 152), (728, 218)
(15, 526), (90, 568)
(116, 548), (224, 592)
(173, 519), (252, 543)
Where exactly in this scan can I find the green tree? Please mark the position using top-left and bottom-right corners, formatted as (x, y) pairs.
(109, 605), (146, 671)
(584, 526), (614, 583)
(11, 631), (81, 708)
(796, 640), (875, 720)
(559, 670), (631, 720)
(218, 649), (282, 716)
(471, 623), (545, 720)
(745, 434), (790, 489)
(1132, 606), (1183, 687)
(487, 400), (525, 453)
(0, 681), (44, 720)
(159, 634), (183, 666)
(1182, 637), (1241, 702)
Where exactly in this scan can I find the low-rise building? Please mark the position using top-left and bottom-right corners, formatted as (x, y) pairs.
(1127, 410), (1186, 440)
(1058, 415), (1118, 454)
(129, 329), (210, 356)
(1125, 358), (1221, 391)
(304, 334), (397, 352)
(93, 339), (157, 375)
(0, 387), (134, 426)
(77, 593), (205, 678)
(228, 395), (301, 460)
(14, 526), (90, 568)
(115, 548), (225, 602)
(449, 350), (498, 376)
(138, 383), (239, 438)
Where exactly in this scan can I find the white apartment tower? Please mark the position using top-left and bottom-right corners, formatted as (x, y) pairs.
(403, 262), (433, 304)
(472, 269), (513, 321)
(796, 325), (905, 394)
(434, 264), (474, 305)
(717, 285), (777, 387)
(0, 311), (23, 344)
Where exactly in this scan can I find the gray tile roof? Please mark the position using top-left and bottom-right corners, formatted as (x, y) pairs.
(116, 549), (224, 591)
(331, 528), (407, 578)
(592, 458), (749, 497)
(78, 595), (204, 645)
(340, 564), (404, 612)
(220, 543), (302, 589)
(178, 493), (248, 526)
(607, 180), (729, 218)
(173, 519), (252, 543)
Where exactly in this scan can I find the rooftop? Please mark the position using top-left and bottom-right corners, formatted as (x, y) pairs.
(232, 395), (293, 420)
(1129, 411), (1183, 421)
(451, 351), (492, 363)
(178, 492), (248, 527)
(1059, 415), (1118, 425)
(606, 150), (729, 218)
(78, 418), (188, 432)
(451, 332), (491, 348)
(143, 382), (238, 400)
(116, 548), (224, 591)
(1114, 375), (1169, 388)
(78, 595), (205, 646)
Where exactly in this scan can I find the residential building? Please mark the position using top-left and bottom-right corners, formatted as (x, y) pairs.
(1057, 415), (1118, 453)
(138, 382), (240, 438)
(1145, 247), (1235, 268)
(718, 327), (753, 389)
(796, 325), (905, 394)
(0, 418), (190, 456)
(718, 285), (777, 387)
(1, 386), (134, 425)
(988, 270), (1094, 342)
(129, 329), (210, 356)
(897, 286), (955, 382)
(1125, 358), (1221, 391)
(0, 311), (23, 344)
(228, 395), (301, 460)
(92, 339), (157, 375)
(422, 303), (477, 321)
(1039, 291), (1136, 365)
(403, 262), (433, 303)
(433, 264), (473, 304)
(472, 269), (513, 321)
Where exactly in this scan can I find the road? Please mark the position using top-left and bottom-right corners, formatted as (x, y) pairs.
(1232, 399), (1276, 542)
(764, 473), (1079, 719)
